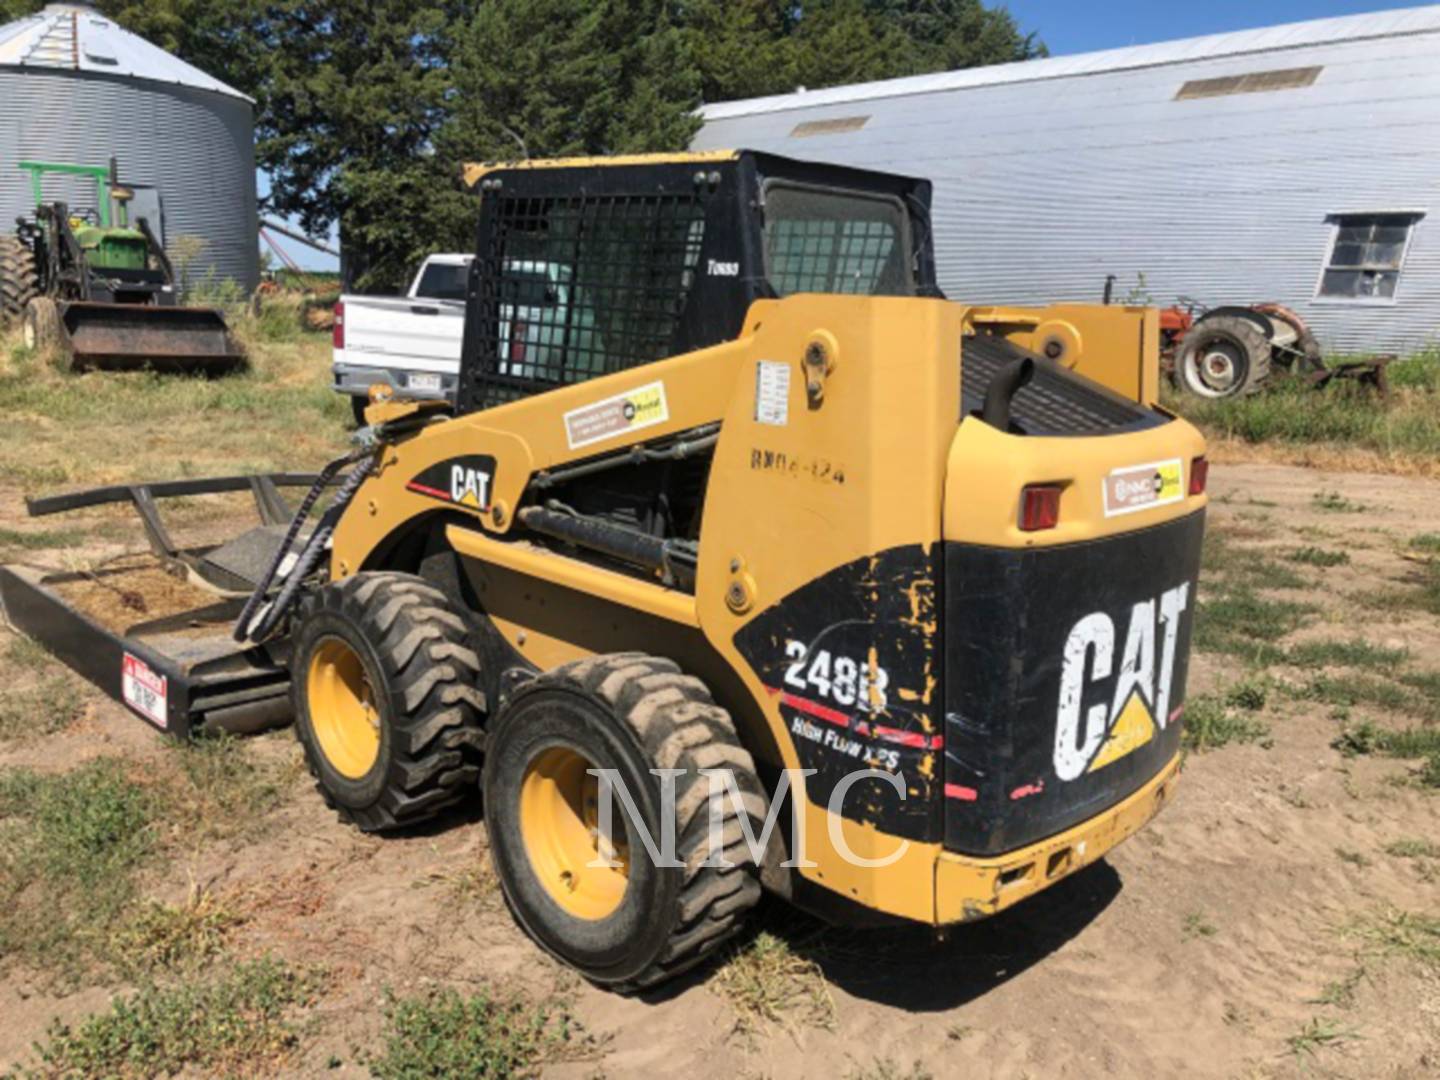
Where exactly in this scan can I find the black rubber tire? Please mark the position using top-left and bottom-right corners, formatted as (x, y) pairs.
(484, 653), (766, 992)
(24, 297), (64, 366)
(350, 395), (369, 427)
(292, 572), (487, 832)
(0, 235), (37, 324)
(1175, 314), (1272, 398)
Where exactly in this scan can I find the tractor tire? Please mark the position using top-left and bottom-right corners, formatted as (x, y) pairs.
(483, 653), (766, 992)
(292, 572), (487, 832)
(23, 296), (61, 351)
(0, 235), (37, 325)
(1175, 314), (1272, 398)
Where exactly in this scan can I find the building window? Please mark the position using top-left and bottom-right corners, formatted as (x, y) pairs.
(1318, 213), (1423, 301)
(1175, 66), (1322, 100)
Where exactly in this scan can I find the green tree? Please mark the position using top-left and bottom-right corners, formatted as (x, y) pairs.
(1, 0), (1044, 290)
(442, 0), (701, 163)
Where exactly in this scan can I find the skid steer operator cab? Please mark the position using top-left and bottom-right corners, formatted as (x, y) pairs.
(308, 149), (1207, 990)
(452, 151), (940, 414)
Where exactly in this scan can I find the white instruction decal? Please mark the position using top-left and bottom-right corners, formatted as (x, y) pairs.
(564, 381), (669, 449)
(122, 652), (168, 729)
(754, 361), (790, 426)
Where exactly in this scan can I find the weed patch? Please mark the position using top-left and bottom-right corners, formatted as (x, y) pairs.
(25, 958), (315, 1078)
(1297, 673), (1420, 716)
(108, 883), (243, 976)
(1181, 694), (1270, 752)
(0, 526), (89, 552)
(1182, 912), (1217, 940)
(0, 760), (154, 973)
(1383, 838), (1438, 859)
(1312, 491), (1365, 514)
(1287, 638), (1409, 669)
(1172, 379), (1440, 465)
(1287, 1017), (1360, 1058)
(370, 986), (580, 1080)
(713, 929), (837, 1035)
(1347, 910), (1440, 968)
(1287, 546), (1350, 568)
(1332, 722), (1440, 786)
(847, 1060), (934, 1080)
(1194, 587), (1312, 660)
(162, 732), (291, 843)
(0, 673), (87, 741)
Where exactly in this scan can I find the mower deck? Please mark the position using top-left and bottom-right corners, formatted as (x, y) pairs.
(0, 472), (328, 737)
(0, 562), (291, 737)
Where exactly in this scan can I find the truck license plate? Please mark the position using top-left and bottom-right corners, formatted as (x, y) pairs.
(408, 373), (442, 393)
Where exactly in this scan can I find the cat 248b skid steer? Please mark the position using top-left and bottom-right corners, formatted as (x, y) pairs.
(1, 151), (1207, 991)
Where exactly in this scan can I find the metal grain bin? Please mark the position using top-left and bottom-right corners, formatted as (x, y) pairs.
(0, 2), (258, 293)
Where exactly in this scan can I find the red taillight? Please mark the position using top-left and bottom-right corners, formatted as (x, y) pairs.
(1189, 456), (1209, 495)
(1019, 484), (1062, 531)
(332, 300), (345, 350)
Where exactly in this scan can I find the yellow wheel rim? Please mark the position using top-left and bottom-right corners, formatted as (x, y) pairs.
(307, 637), (381, 779)
(519, 746), (630, 920)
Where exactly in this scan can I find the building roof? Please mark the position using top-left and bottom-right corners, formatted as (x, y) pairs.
(699, 4), (1440, 120)
(0, 2), (251, 103)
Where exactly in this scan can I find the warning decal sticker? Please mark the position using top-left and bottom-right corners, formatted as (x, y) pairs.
(122, 652), (168, 730)
(563, 381), (669, 449)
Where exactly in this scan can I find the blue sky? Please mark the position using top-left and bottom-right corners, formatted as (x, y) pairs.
(278, 1), (1434, 276)
(1003, 0), (1430, 54)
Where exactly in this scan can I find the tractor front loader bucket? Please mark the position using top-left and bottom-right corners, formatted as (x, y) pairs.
(0, 473), (325, 738)
(55, 301), (247, 374)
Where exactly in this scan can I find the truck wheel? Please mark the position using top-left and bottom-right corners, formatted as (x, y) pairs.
(1175, 314), (1271, 398)
(483, 654), (766, 992)
(292, 572), (487, 832)
(0, 235), (37, 324)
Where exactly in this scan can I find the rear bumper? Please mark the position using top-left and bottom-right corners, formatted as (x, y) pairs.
(934, 750), (1180, 924)
(332, 361), (456, 401)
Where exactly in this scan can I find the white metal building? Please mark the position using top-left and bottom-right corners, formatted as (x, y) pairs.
(695, 6), (1440, 354)
(0, 2), (258, 291)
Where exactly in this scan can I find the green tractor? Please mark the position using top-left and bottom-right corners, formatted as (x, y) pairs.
(0, 158), (244, 373)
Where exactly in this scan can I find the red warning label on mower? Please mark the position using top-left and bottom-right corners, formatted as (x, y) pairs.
(122, 652), (168, 730)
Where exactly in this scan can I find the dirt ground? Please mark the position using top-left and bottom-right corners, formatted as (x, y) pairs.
(0, 459), (1436, 1079)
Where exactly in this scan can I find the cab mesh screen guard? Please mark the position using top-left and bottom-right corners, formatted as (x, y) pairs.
(466, 189), (708, 410)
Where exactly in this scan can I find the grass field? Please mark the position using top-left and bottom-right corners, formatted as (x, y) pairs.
(1169, 351), (1440, 476)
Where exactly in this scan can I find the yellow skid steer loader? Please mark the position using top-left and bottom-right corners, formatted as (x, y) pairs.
(1, 151), (1207, 991)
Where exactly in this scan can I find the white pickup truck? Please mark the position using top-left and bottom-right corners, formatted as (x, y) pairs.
(331, 254), (471, 424)
(332, 253), (596, 423)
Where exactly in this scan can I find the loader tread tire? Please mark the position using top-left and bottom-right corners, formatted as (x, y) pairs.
(484, 653), (766, 993)
(292, 571), (487, 833)
(0, 236), (37, 325)
(24, 297), (64, 369)
(1175, 314), (1271, 399)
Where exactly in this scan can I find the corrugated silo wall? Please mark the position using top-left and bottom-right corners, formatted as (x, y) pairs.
(0, 68), (258, 293)
(695, 32), (1440, 354)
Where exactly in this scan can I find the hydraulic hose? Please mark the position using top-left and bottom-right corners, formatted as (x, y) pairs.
(239, 454), (375, 644)
(232, 447), (373, 644)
